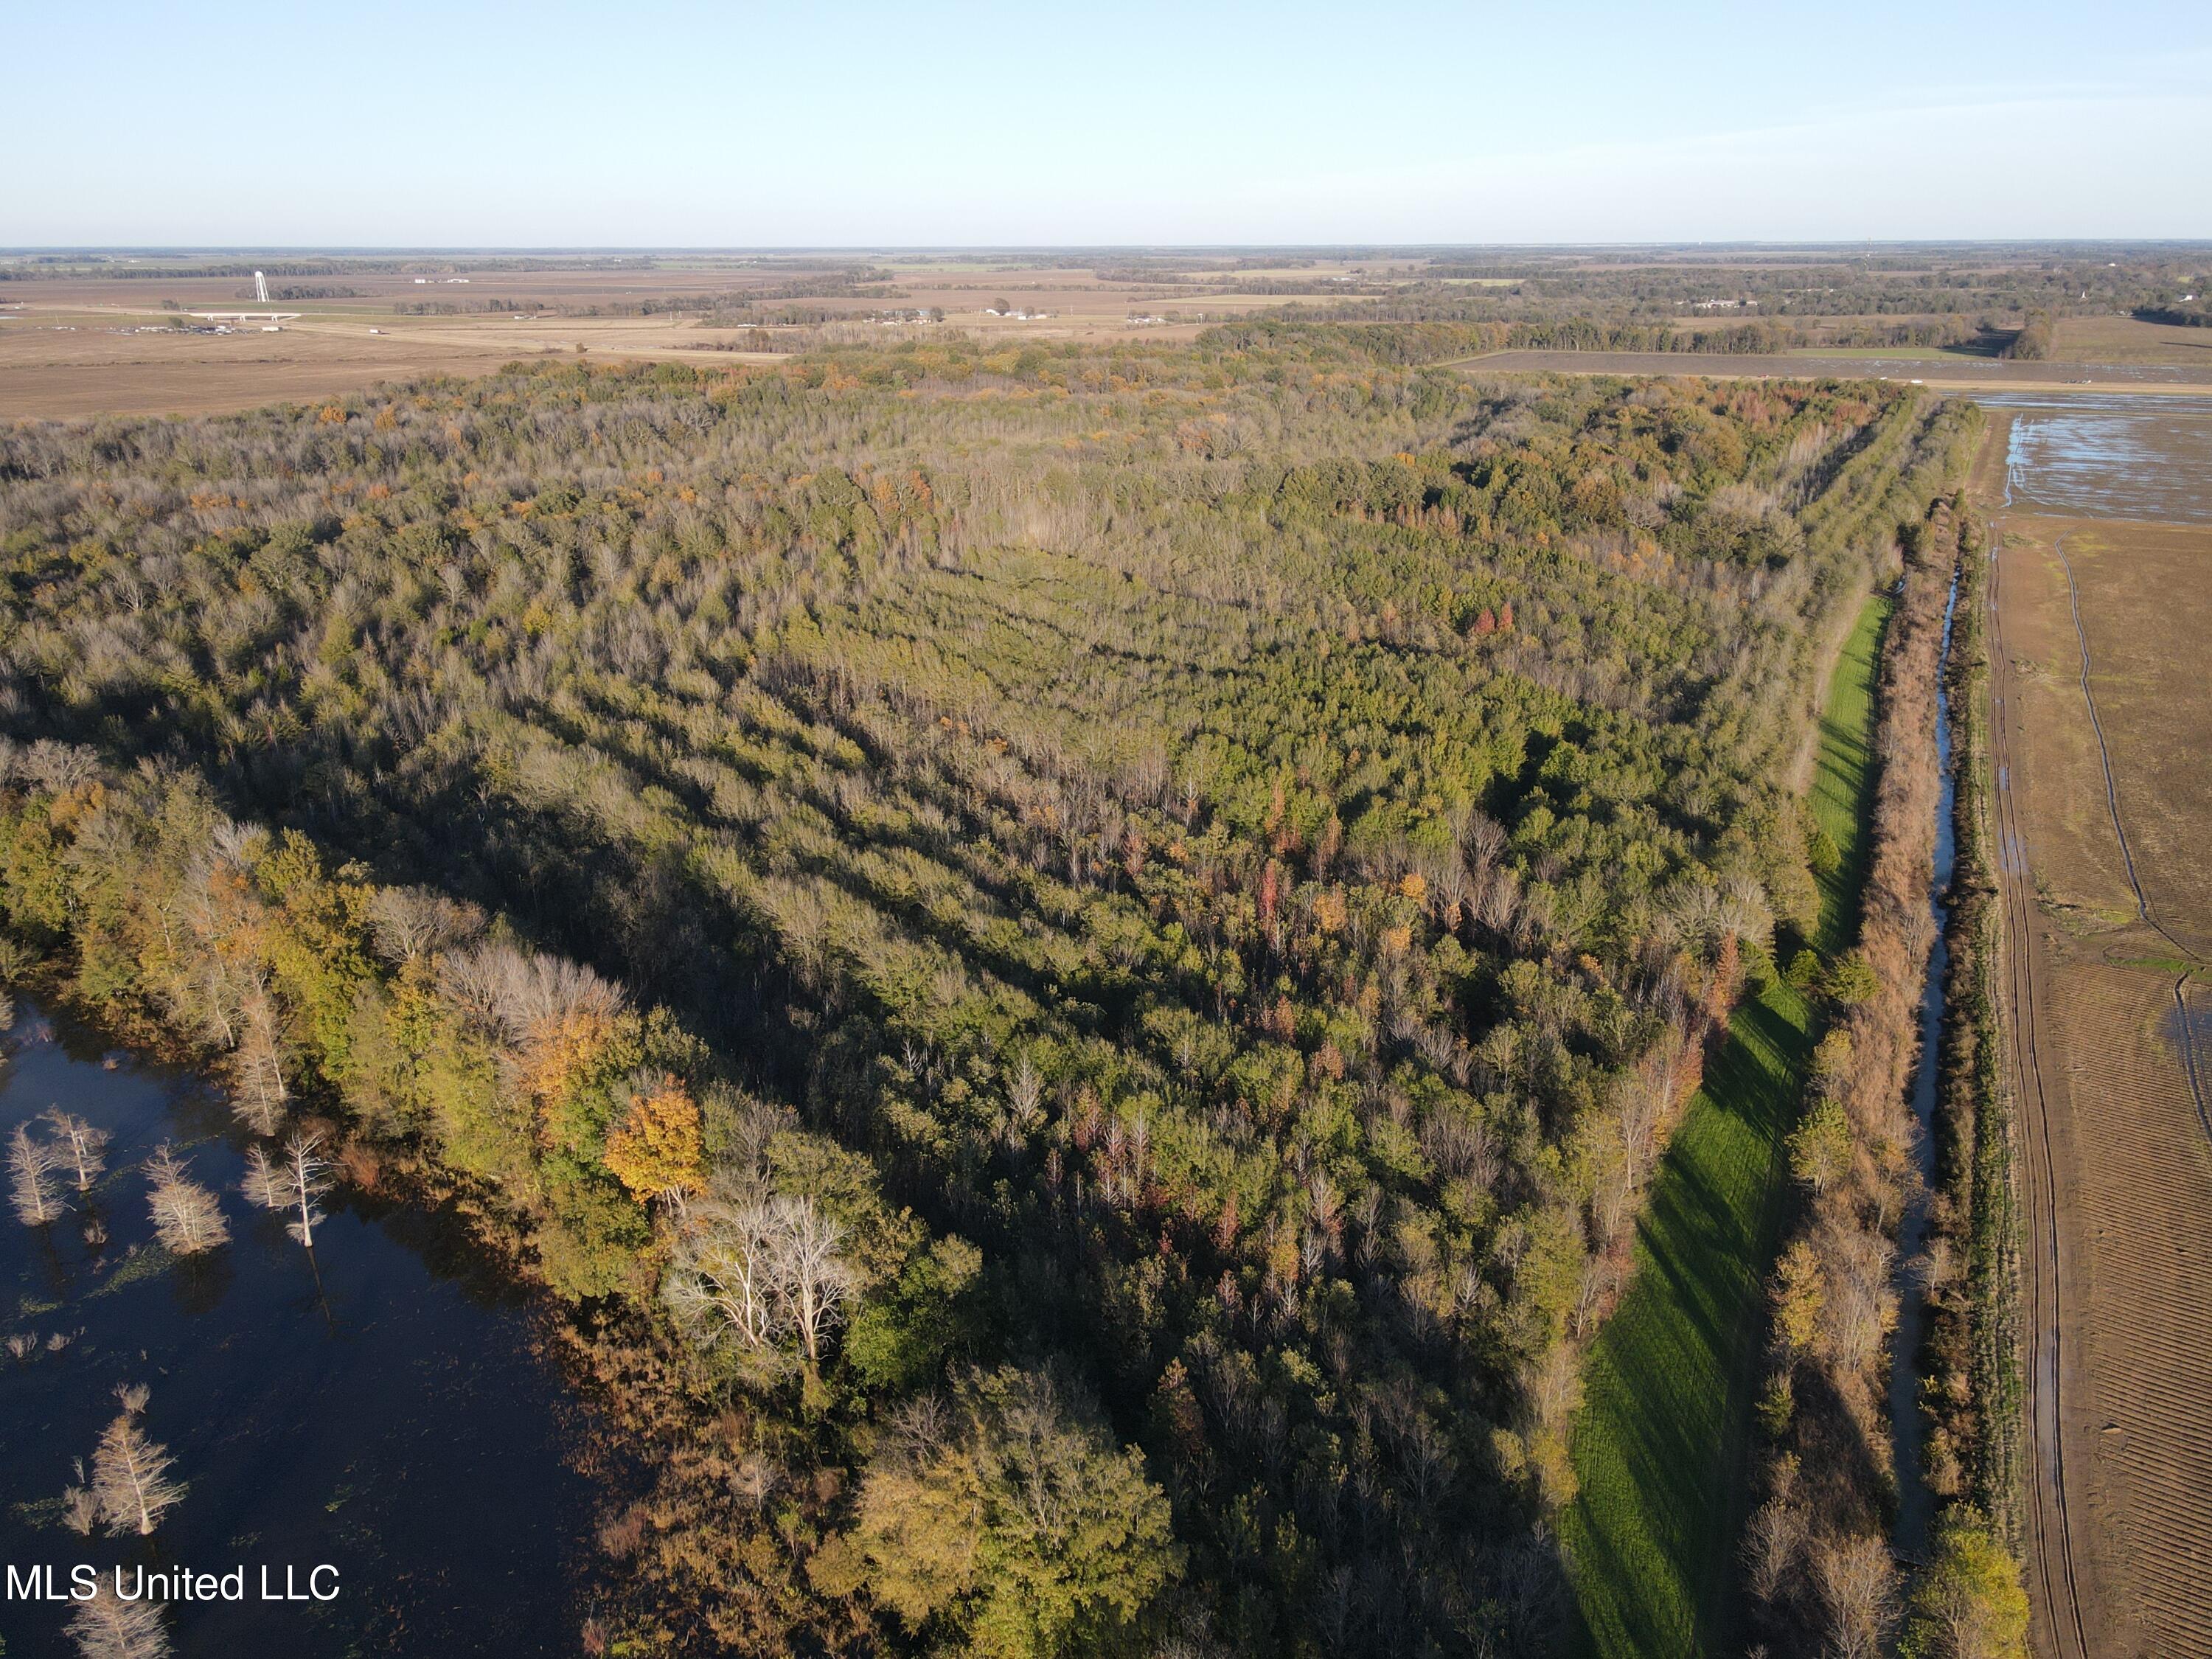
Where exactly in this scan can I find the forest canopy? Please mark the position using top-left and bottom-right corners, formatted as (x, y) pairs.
(0, 340), (1973, 1656)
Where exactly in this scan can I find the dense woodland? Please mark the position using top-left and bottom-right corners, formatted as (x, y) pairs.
(0, 337), (1972, 1655)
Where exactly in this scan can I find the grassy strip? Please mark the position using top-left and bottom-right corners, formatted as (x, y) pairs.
(1811, 600), (1891, 956)
(1563, 595), (1890, 1658)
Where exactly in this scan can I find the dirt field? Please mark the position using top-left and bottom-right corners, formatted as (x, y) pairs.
(0, 254), (1388, 422)
(1980, 420), (2212, 1658)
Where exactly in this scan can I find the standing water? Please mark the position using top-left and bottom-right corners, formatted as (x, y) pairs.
(1891, 566), (1962, 1560)
(0, 1001), (602, 1657)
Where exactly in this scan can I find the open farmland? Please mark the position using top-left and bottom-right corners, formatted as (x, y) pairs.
(8, 242), (2208, 423)
(2050, 313), (2212, 367)
(1978, 399), (2212, 1658)
(0, 253), (1392, 420)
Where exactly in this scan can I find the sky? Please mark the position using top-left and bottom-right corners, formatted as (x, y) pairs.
(7, 0), (2209, 246)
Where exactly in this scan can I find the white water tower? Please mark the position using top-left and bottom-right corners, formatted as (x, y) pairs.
(254, 270), (270, 305)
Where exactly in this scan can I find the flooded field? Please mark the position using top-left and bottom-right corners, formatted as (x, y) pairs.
(1984, 392), (2212, 525)
(0, 1002), (599, 1658)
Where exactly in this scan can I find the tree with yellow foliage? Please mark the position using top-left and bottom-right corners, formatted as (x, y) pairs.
(603, 1073), (705, 1203)
(1773, 1237), (1826, 1354)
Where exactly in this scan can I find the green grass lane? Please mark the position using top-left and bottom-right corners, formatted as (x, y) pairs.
(1561, 594), (1890, 1659)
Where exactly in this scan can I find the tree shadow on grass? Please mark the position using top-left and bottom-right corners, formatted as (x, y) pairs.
(1563, 989), (1812, 1659)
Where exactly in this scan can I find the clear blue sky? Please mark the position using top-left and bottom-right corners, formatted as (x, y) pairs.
(9, 0), (2208, 246)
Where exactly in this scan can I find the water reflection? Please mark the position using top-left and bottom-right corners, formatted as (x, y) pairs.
(0, 1003), (598, 1658)
(1982, 392), (2212, 525)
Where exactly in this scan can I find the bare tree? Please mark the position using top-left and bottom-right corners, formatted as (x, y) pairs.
(67, 1581), (172, 1659)
(1815, 1531), (1899, 1659)
(61, 1458), (97, 1534)
(279, 1132), (332, 1247)
(143, 1144), (229, 1256)
(239, 1142), (287, 1211)
(366, 885), (485, 964)
(772, 1194), (853, 1365)
(663, 1189), (787, 1352)
(41, 1110), (110, 1193)
(1743, 1492), (1806, 1603)
(10, 1122), (66, 1226)
(1004, 1054), (1046, 1149)
(661, 1186), (855, 1364)
(92, 1388), (184, 1536)
(231, 985), (288, 1135)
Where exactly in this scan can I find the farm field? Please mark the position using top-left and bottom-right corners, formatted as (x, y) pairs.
(1980, 403), (2212, 1659)
(1457, 348), (2212, 392)
(1562, 597), (1888, 1659)
(2051, 313), (2212, 366)
(9, 243), (2208, 423)
(0, 254), (1389, 420)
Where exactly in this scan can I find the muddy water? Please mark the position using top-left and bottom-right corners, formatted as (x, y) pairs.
(1891, 571), (1961, 1561)
(1984, 392), (2212, 525)
(0, 1002), (599, 1658)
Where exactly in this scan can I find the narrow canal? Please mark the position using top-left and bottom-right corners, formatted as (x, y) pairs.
(1890, 560), (1962, 1562)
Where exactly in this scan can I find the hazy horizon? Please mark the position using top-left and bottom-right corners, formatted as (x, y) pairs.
(13, 0), (2208, 246)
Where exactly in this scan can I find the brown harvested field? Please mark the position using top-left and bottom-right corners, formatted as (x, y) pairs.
(1983, 438), (2212, 1658)
(0, 255), (1389, 422)
(2007, 515), (2212, 955)
(0, 307), (779, 422)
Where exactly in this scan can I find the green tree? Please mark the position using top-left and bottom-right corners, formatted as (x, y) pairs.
(843, 1234), (984, 1392)
(1899, 1511), (2029, 1659)
(1772, 1237), (1826, 1355)
(1789, 1099), (1854, 1193)
(815, 1366), (1177, 1657)
(1826, 949), (1879, 1006)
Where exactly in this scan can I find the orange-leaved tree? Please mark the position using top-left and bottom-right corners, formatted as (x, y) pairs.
(604, 1073), (705, 1203)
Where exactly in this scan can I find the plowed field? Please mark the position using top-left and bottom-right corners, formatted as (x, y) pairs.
(1983, 417), (2212, 1658)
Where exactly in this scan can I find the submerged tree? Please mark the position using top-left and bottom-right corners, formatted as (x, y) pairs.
(92, 1385), (184, 1537)
(239, 1142), (288, 1211)
(61, 1458), (97, 1535)
(231, 985), (289, 1135)
(67, 1581), (172, 1659)
(41, 1110), (110, 1194)
(143, 1144), (229, 1256)
(279, 1132), (332, 1247)
(9, 1122), (65, 1226)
